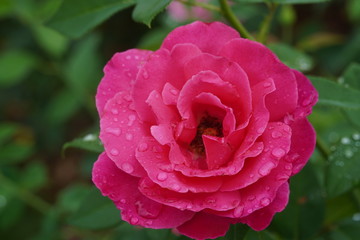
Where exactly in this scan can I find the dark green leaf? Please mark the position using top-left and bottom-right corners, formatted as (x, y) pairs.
(0, 144), (33, 165)
(0, 123), (18, 146)
(269, 43), (314, 71)
(342, 63), (360, 128)
(20, 162), (47, 191)
(132, 0), (172, 27)
(63, 133), (103, 153)
(32, 25), (69, 57)
(309, 76), (360, 110)
(326, 134), (360, 197)
(57, 184), (92, 213)
(0, 50), (38, 87)
(68, 187), (121, 229)
(47, 0), (135, 38)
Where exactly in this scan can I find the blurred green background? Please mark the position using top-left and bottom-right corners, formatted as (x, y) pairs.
(1, 0), (360, 239)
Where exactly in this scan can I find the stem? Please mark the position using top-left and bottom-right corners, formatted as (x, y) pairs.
(257, 3), (278, 43)
(316, 136), (331, 160)
(218, 0), (255, 40)
(0, 171), (52, 215)
(176, 0), (221, 12)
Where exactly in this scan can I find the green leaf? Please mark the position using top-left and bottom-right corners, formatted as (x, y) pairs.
(32, 25), (69, 57)
(20, 162), (47, 191)
(47, 0), (135, 38)
(269, 43), (314, 72)
(132, 0), (172, 27)
(0, 50), (38, 87)
(68, 187), (121, 230)
(234, 0), (330, 3)
(57, 184), (92, 214)
(342, 63), (360, 128)
(326, 134), (360, 197)
(0, 123), (18, 146)
(309, 76), (360, 110)
(63, 133), (103, 154)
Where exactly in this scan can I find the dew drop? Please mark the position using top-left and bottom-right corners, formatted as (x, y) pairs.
(256, 127), (265, 134)
(284, 163), (292, 170)
(123, 94), (132, 102)
(172, 184), (181, 191)
(142, 69), (149, 79)
(344, 148), (354, 158)
(105, 127), (122, 136)
(271, 131), (283, 139)
(145, 220), (153, 225)
(352, 133), (360, 141)
(110, 148), (119, 156)
(301, 97), (312, 107)
(130, 217), (139, 224)
(111, 108), (119, 115)
(352, 212), (360, 221)
(265, 186), (270, 191)
(138, 143), (148, 152)
(260, 197), (271, 206)
(152, 146), (163, 153)
(170, 89), (179, 95)
(258, 162), (275, 176)
(247, 209), (253, 214)
(233, 205), (244, 217)
(120, 199), (126, 204)
(272, 148), (286, 158)
(247, 195), (256, 201)
(156, 172), (168, 181)
(113, 117), (119, 122)
(125, 133), (133, 141)
(121, 162), (134, 173)
(263, 82), (272, 88)
(206, 198), (216, 204)
(127, 114), (136, 126)
(276, 173), (289, 181)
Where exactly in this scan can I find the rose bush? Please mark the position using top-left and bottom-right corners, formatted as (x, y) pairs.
(93, 21), (318, 240)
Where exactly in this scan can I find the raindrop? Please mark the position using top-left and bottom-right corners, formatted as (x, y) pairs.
(276, 174), (289, 181)
(272, 148), (286, 158)
(256, 127), (265, 134)
(160, 165), (173, 172)
(156, 172), (168, 181)
(271, 131), (283, 139)
(127, 114), (136, 126)
(172, 184), (181, 191)
(145, 220), (153, 225)
(138, 143), (148, 152)
(125, 133), (134, 141)
(121, 162), (134, 173)
(341, 137), (351, 145)
(263, 82), (272, 88)
(123, 94), (132, 102)
(152, 146), (163, 153)
(113, 117), (119, 122)
(301, 97), (312, 107)
(111, 108), (119, 115)
(105, 127), (122, 136)
(258, 162), (275, 176)
(345, 148), (354, 158)
(110, 148), (119, 156)
(125, 55), (131, 60)
(170, 89), (179, 95)
(142, 69), (149, 79)
(83, 134), (96, 141)
(247, 195), (256, 201)
(120, 199), (126, 204)
(284, 164), (292, 170)
(260, 197), (271, 206)
(247, 209), (253, 214)
(130, 217), (139, 224)
(233, 205), (244, 217)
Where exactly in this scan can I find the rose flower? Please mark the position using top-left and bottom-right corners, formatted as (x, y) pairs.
(93, 21), (318, 240)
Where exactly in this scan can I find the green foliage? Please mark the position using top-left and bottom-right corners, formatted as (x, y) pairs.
(47, 0), (135, 38)
(63, 133), (103, 154)
(132, 0), (172, 27)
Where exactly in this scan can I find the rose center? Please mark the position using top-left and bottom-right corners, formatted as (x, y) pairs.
(189, 114), (223, 157)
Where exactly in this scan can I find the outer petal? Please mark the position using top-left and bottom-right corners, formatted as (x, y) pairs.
(92, 153), (194, 228)
(176, 212), (233, 240)
(96, 49), (152, 115)
(161, 21), (240, 55)
(220, 39), (298, 121)
(238, 182), (290, 231)
(100, 92), (148, 177)
(135, 137), (223, 193)
(287, 118), (316, 175)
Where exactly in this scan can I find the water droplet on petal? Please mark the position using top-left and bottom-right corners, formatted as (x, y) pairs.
(247, 209), (253, 214)
(121, 162), (134, 173)
(105, 127), (122, 136)
(247, 195), (256, 201)
(272, 148), (286, 158)
(110, 148), (119, 156)
(284, 163), (292, 170)
(145, 220), (153, 225)
(127, 114), (136, 126)
(271, 131), (283, 139)
(138, 143), (148, 152)
(156, 172), (168, 181)
(172, 184), (180, 191)
(233, 205), (244, 217)
(276, 173), (289, 181)
(123, 94), (132, 102)
(120, 199), (126, 204)
(256, 127), (265, 134)
(301, 97), (312, 107)
(263, 82), (272, 88)
(125, 133), (133, 141)
(142, 69), (149, 79)
(258, 162), (275, 176)
(111, 108), (119, 114)
(170, 89), (178, 95)
(152, 146), (163, 153)
(130, 217), (138, 224)
(260, 197), (271, 206)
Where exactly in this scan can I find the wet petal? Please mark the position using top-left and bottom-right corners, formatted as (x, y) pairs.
(100, 92), (148, 177)
(92, 153), (194, 228)
(161, 21), (240, 55)
(96, 49), (152, 115)
(177, 212), (233, 240)
(146, 90), (180, 124)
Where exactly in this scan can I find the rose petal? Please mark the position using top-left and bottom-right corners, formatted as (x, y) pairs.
(221, 122), (292, 191)
(146, 90), (180, 124)
(220, 39), (298, 121)
(139, 177), (241, 212)
(238, 182), (290, 231)
(162, 82), (180, 105)
(100, 92), (148, 177)
(176, 212), (233, 240)
(96, 49), (152, 115)
(287, 118), (316, 175)
(92, 153), (194, 228)
(203, 135), (233, 170)
(133, 44), (202, 123)
(136, 137), (223, 193)
(161, 21), (240, 55)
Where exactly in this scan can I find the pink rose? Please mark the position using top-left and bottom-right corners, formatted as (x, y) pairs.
(168, 0), (212, 22)
(93, 21), (318, 240)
